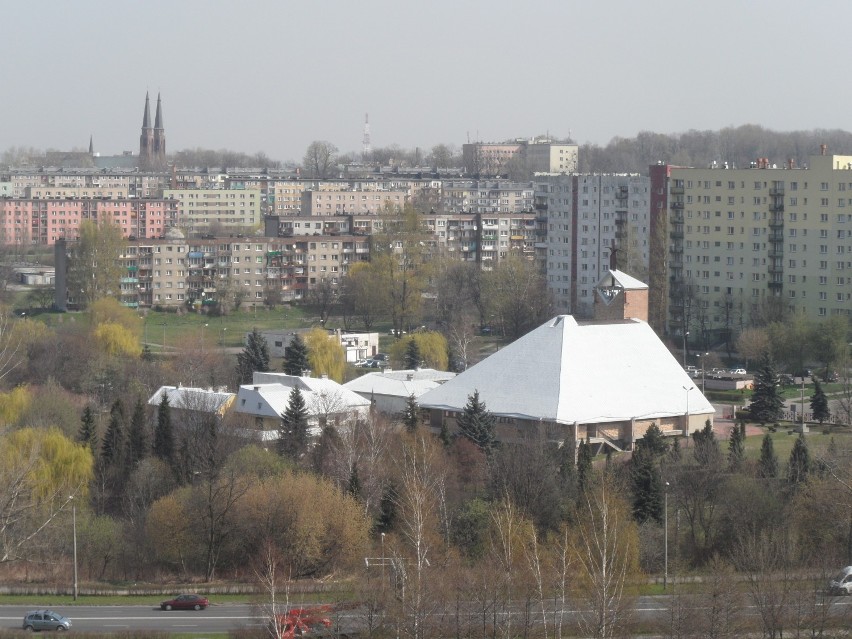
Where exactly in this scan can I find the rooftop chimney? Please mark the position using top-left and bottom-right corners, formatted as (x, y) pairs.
(821, 144), (828, 156)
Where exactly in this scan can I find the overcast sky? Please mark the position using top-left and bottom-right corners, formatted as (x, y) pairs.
(2, 0), (849, 163)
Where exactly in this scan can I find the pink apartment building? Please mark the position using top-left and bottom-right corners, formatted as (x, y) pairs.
(0, 198), (177, 246)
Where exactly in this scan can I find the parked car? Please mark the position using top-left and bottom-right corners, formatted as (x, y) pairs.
(160, 594), (209, 611)
(22, 610), (71, 632)
(791, 368), (813, 378)
(830, 567), (852, 594)
(729, 368), (747, 375)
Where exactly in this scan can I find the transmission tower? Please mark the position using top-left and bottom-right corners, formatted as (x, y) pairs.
(362, 113), (371, 161)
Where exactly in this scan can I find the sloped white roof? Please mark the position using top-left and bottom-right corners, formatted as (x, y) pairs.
(148, 386), (235, 414)
(343, 368), (455, 399)
(238, 373), (371, 419)
(418, 315), (713, 424)
(599, 269), (649, 290)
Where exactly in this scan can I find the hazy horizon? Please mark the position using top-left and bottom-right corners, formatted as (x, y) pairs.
(2, 0), (850, 163)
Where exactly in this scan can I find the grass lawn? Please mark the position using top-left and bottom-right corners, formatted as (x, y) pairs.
(742, 425), (844, 461)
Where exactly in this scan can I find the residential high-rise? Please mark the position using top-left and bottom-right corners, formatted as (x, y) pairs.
(534, 174), (652, 317)
(654, 150), (852, 348)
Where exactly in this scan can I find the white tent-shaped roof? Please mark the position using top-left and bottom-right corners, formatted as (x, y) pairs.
(418, 315), (713, 425)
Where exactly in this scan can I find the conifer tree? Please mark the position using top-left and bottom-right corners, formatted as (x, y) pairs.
(237, 327), (271, 384)
(153, 393), (174, 464)
(101, 399), (126, 467)
(642, 423), (669, 456)
(404, 338), (422, 369)
(691, 420), (721, 467)
(439, 420), (452, 447)
(811, 378), (830, 425)
(347, 463), (361, 499)
(758, 434), (779, 479)
(278, 386), (309, 460)
(377, 482), (398, 533)
(787, 432), (811, 485)
(630, 442), (664, 524)
(126, 396), (148, 466)
(749, 353), (784, 424)
(282, 333), (310, 376)
(456, 389), (496, 453)
(78, 405), (98, 454)
(402, 393), (419, 432)
(728, 422), (746, 471)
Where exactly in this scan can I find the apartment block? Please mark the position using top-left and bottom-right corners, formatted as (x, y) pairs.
(164, 188), (262, 233)
(462, 139), (579, 176)
(442, 180), (534, 214)
(0, 197), (176, 246)
(657, 152), (852, 343)
(105, 233), (371, 309)
(534, 174), (652, 317)
(299, 189), (408, 216)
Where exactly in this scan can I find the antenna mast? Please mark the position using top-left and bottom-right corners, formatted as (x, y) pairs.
(362, 113), (371, 161)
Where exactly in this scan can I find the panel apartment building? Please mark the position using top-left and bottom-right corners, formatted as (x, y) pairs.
(0, 187), (176, 246)
(57, 232), (371, 310)
(534, 174), (652, 317)
(653, 152), (852, 342)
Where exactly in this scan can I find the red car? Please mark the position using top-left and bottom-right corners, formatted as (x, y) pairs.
(160, 594), (209, 611)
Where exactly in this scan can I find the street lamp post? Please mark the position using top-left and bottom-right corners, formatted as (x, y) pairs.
(161, 323), (167, 352)
(202, 323), (208, 353)
(682, 331), (690, 367)
(664, 481), (670, 591)
(380, 532), (386, 592)
(682, 385), (693, 434)
(71, 497), (78, 601)
(698, 351), (708, 394)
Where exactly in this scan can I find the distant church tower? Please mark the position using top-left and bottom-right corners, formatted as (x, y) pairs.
(139, 92), (166, 171)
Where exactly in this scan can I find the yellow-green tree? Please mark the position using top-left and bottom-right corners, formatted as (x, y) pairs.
(146, 488), (195, 576)
(89, 297), (142, 339)
(305, 327), (345, 382)
(341, 262), (389, 330)
(0, 385), (32, 427)
(0, 428), (94, 562)
(389, 332), (449, 370)
(230, 471), (369, 577)
(372, 203), (429, 336)
(93, 322), (143, 358)
(68, 220), (127, 309)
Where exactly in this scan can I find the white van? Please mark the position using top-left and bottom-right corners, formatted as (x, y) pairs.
(829, 567), (852, 594)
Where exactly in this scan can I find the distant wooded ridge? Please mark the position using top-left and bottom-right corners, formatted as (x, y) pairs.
(5, 125), (852, 174)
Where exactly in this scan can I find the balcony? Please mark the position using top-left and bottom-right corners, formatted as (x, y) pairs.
(769, 232), (784, 243)
(769, 264), (784, 274)
(670, 230), (684, 240)
(768, 281), (783, 291)
(768, 248), (783, 259)
(769, 203), (784, 213)
(670, 186), (684, 195)
(671, 201), (684, 210)
(769, 187), (784, 196)
(769, 216), (784, 229)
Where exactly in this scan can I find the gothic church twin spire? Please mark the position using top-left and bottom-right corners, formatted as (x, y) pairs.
(139, 91), (166, 171)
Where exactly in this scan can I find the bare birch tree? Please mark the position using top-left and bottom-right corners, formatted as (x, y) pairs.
(571, 475), (639, 639)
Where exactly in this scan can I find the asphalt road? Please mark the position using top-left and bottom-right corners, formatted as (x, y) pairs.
(0, 604), (262, 634)
(2, 596), (851, 634)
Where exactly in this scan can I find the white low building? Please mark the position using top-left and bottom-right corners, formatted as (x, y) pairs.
(235, 372), (372, 442)
(344, 368), (456, 415)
